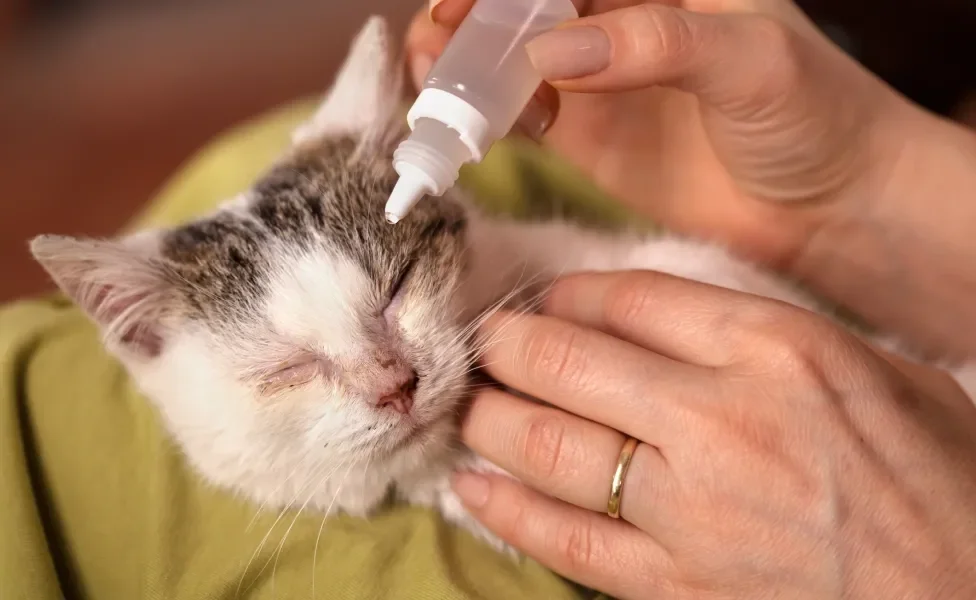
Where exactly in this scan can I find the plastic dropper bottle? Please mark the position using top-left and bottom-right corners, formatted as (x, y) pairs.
(385, 0), (578, 223)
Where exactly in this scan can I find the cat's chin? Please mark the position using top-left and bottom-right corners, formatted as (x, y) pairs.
(386, 412), (458, 458)
(373, 418), (434, 458)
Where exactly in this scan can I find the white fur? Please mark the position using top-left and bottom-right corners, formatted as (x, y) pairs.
(265, 249), (371, 350)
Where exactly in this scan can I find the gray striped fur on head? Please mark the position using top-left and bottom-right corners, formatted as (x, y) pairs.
(159, 137), (469, 329)
(29, 14), (469, 355)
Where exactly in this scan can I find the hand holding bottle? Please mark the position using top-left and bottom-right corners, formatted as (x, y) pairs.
(409, 0), (899, 265)
(407, 0), (976, 358)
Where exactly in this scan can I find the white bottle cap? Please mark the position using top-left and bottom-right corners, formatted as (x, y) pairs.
(385, 90), (490, 224)
(406, 88), (491, 161)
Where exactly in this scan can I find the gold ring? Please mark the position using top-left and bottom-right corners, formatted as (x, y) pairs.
(607, 436), (639, 519)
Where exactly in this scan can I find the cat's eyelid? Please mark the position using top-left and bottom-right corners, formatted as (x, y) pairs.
(253, 352), (325, 396)
(259, 361), (320, 396)
(390, 258), (416, 298)
(383, 259), (416, 323)
(275, 353), (320, 370)
(241, 348), (320, 382)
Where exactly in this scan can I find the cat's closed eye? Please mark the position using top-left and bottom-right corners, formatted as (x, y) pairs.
(259, 357), (322, 395)
(383, 259), (415, 323)
(390, 259), (415, 300)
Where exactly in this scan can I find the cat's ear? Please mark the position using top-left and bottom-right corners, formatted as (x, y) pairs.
(30, 234), (179, 358)
(291, 16), (404, 149)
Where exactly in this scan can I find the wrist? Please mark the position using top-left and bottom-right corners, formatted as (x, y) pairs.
(790, 103), (976, 358)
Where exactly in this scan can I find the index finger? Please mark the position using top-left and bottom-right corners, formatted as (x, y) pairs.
(542, 269), (819, 367)
(478, 310), (714, 445)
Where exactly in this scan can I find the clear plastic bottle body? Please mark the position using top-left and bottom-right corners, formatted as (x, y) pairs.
(423, 0), (578, 139)
(386, 0), (578, 223)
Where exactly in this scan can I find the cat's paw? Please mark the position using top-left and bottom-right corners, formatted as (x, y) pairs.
(402, 455), (519, 557)
(435, 484), (517, 557)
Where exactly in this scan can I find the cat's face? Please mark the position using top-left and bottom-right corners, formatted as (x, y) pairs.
(31, 18), (485, 496)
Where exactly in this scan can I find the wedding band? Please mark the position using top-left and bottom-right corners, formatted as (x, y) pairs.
(607, 436), (639, 519)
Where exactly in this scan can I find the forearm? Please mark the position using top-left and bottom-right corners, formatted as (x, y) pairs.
(796, 110), (976, 360)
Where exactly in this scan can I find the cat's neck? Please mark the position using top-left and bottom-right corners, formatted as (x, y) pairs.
(461, 213), (640, 317)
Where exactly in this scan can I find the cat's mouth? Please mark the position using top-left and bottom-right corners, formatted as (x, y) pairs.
(388, 418), (429, 450)
(369, 381), (462, 455)
(360, 414), (434, 460)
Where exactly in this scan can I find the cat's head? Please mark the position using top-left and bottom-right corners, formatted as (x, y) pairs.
(30, 17), (486, 497)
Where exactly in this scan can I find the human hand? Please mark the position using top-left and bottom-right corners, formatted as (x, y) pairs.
(406, 0), (920, 270)
(453, 270), (976, 599)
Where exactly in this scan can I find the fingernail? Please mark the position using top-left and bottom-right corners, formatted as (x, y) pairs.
(428, 0), (444, 21)
(410, 54), (434, 93)
(429, 0), (462, 25)
(452, 472), (490, 508)
(526, 26), (611, 81)
(513, 93), (554, 141)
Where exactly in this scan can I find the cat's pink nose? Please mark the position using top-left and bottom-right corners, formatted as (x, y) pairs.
(375, 371), (418, 414)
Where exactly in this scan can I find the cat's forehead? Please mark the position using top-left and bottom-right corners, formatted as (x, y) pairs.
(158, 140), (468, 324)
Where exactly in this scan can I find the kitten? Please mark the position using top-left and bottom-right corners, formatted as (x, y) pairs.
(30, 17), (975, 554)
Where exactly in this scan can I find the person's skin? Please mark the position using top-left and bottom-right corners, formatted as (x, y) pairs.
(407, 0), (976, 361)
(405, 0), (976, 596)
(458, 271), (976, 599)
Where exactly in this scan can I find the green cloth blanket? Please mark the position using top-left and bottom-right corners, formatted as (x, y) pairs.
(1, 100), (641, 599)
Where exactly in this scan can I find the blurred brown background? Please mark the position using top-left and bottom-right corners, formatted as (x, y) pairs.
(1, 0), (974, 303)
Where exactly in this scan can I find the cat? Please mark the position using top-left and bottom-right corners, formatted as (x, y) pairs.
(30, 16), (976, 554)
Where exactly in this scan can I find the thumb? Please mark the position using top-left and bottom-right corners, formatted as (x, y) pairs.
(525, 3), (813, 118)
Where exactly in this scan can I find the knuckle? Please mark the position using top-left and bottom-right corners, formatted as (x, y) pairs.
(499, 488), (532, 543)
(739, 308), (829, 385)
(744, 15), (804, 104)
(749, 14), (794, 55)
(794, 472), (836, 518)
(754, 326), (805, 366)
(605, 275), (656, 329)
(631, 4), (698, 67)
(756, 332), (811, 376)
(517, 320), (590, 389)
(551, 518), (599, 572)
(521, 413), (568, 482)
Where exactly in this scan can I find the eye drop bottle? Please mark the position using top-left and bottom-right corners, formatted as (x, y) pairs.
(385, 0), (578, 223)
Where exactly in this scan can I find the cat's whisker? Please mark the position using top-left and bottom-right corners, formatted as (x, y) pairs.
(236, 453), (333, 597)
(471, 308), (537, 357)
(450, 267), (543, 345)
(244, 443), (324, 533)
(455, 353), (509, 377)
(457, 275), (552, 352)
(310, 513), (330, 600)
(480, 279), (556, 333)
(253, 455), (349, 595)
(269, 455), (355, 595)
(472, 269), (544, 324)
(313, 446), (376, 599)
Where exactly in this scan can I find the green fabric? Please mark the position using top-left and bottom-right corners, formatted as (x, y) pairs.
(1, 99), (633, 599)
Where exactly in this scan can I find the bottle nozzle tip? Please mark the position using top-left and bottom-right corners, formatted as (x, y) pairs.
(385, 167), (433, 225)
